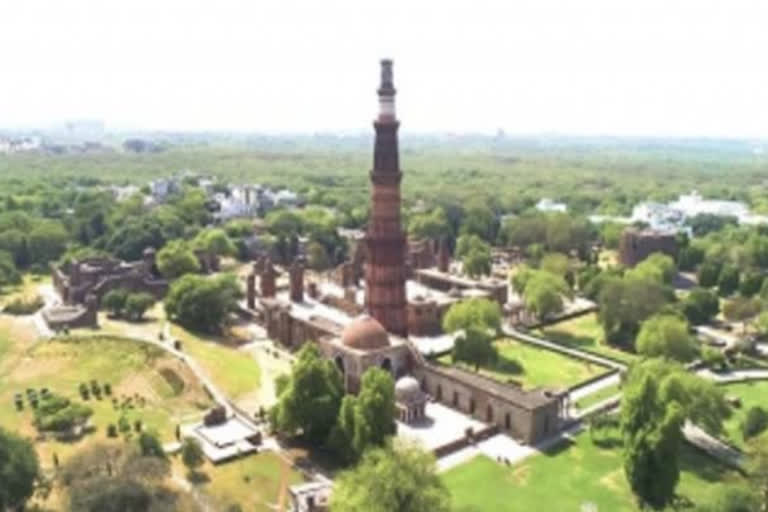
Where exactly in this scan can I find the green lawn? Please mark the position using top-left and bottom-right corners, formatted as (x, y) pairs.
(535, 313), (638, 365)
(439, 338), (611, 390)
(574, 382), (622, 411)
(192, 451), (306, 512)
(720, 380), (768, 450)
(0, 336), (211, 466)
(171, 324), (261, 400)
(444, 428), (745, 511)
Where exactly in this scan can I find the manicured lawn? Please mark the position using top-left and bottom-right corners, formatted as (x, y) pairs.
(0, 336), (211, 467)
(185, 452), (306, 512)
(720, 380), (768, 450)
(443, 428), (745, 511)
(535, 313), (638, 365)
(574, 382), (622, 411)
(171, 323), (261, 400)
(439, 338), (611, 390)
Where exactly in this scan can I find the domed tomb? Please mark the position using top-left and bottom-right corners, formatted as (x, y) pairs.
(395, 376), (423, 404)
(341, 315), (390, 350)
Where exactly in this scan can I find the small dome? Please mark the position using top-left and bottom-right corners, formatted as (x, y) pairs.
(395, 376), (423, 403)
(341, 315), (389, 350)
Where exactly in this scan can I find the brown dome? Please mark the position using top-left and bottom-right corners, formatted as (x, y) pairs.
(341, 315), (390, 350)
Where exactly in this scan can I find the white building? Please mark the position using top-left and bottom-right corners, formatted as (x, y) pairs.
(669, 191), (749, 219)
(536, 198), (567, 213)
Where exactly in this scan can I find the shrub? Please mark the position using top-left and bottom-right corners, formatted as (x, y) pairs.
(742, 406), (768, 440)
(107, 424), (118, 438)
(2, 294), (44, 315)
(118, 415), (131, 433)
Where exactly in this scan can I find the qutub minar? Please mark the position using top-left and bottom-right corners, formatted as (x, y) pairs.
(364, 59), (408, 337)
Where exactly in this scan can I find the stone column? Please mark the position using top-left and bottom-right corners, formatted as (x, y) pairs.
(289, 258), (305, 303)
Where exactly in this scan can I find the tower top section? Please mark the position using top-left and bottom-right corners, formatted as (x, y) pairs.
(377, 59), (397, 122)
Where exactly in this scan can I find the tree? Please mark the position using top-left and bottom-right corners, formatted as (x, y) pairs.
(408, 208), (452, 240)
(746, 438), (768, 510)
(156, 239), (200, 279)
(455, 234), (491, 277)
(193, 228), (236, 257)
(636, 314), (698, 362)
(718, 265), (740, 297)
(181, 437), (204, 474)
(442, 297), (502, 336)
(329, 368), (396, 463)
(137, 431), (166, 458)
(102, 289), (128, 317)
(460, 202), (497, 242)
(740, 271), (765, 298)
(741, 407), (768, 441)
(164, 273), (242, 333)
(124, 292), (155, 321)
(539, 252), (570, 277)
(696, 485), (761, 512)
(522, 270), (570, 320)
(698, 260), (722, 288)
(621, 374), (684, 510)
(598, 275), (669, 346)
(331, 439), (451, 512)
(0, 250), (21, 287)
(0, 427), (40, 511)
(306, 241), (330, 270)
(681, 287), (720, 325)
(677, 244), (704, 272)
(723, 297), (762, 334)
(28, 220), (69, 264)
(452, 327), (498, 371)
(271, 344), (344, 444)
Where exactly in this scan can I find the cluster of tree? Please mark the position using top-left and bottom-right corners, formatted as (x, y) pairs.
(0, 427), (40, 511)
(443, 298), (502, 371)
(596, 254), (675, 346)
(164, 273), (242, 333)
(270, 344), (396, 466)
(34, 393), (93, 432)
(330, 439), (452, 512)
(264, 207), (348, 269)
(512, 261), (573, 320)
(455, 234), (492, 277)
(498, 212), (593, 259)
(102, 289), (156, 321)
(620, 359), (730, 509)
(61, 434), (200, 511)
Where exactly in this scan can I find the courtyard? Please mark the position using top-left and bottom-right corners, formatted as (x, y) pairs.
(438, 337), (611, 390)
(396, 401), (488, 451)
(443, 427), (746, 511)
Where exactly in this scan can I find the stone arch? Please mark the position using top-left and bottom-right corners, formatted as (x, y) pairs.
(486, 404), (494, 423)
(380, 357), (392, 374)
(452, 391), (459, 407)
(335, 355), (345, 375)
(469, 398), (476, 415)
(436, 384), (443, 402)
(505, 413), (511, 430)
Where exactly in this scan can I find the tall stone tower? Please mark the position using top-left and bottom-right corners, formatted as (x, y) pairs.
(364, 59), (407, 336)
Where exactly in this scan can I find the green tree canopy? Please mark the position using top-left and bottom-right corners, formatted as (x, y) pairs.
(271, 344), (344, 444)
(408, 207), (452, 240)
(331, 439), (451, 512)
(164, 273), (242, 333)
(681, 287), (720, 325)
(156, 239), (200, 279)
(193, 228), (236, 257)
(442, 297), (502, 335)
(636, 314), (698, 362)
(598, 275), (669, 345)
(522, 270), (571, 320)
(0, 427), (40, 511)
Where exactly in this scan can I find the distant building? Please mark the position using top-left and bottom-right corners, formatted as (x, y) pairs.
(536, 198), (567, 213)
(618, 228), (678, 267)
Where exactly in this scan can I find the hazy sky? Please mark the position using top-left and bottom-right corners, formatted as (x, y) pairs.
(2, 0), (768, 136)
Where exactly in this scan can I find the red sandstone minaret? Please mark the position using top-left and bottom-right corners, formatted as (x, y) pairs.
(364, 59), (407, 336)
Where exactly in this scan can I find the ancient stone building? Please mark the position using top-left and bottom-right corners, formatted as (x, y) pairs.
(618, 228), (678, 267)
(364, 59), (408, 337)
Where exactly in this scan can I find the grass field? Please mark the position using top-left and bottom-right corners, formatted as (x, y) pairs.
(170, 324), (261, 400)
(0, 334), (211, 466)
(443, 428), (745, 511)
(185, 452), (306, 512)
(574, 382), (622, 411)
(439, 337), (611, 390)
(720, 380), (768, 450)
(535, 313), (638, 365)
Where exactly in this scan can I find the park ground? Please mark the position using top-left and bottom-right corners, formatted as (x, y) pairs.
(443, 426), (747, 512)
(439, 336), (612, 390)
(0, 289), (300, 510)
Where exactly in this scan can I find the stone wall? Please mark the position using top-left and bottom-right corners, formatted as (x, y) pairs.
(618, 228), (678, 267)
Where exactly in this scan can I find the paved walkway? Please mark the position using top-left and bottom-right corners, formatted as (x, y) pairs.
(696, 368), (768, 383)
(569, 372), (621, 403)
(683, 421), (742, 467)
(503, 325), (627, 371)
